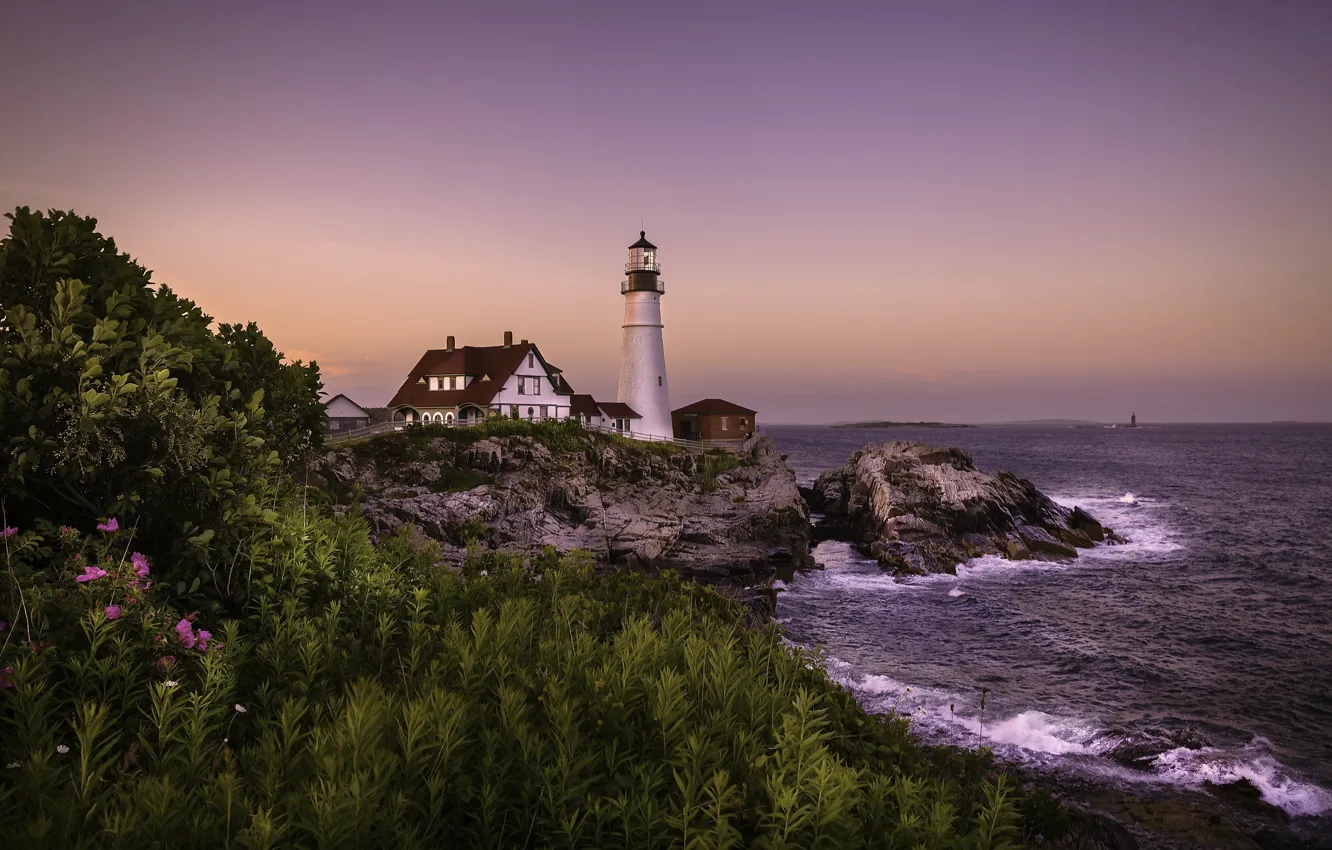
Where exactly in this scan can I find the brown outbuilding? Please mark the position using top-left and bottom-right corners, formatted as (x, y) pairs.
(671, 399), (756, 442)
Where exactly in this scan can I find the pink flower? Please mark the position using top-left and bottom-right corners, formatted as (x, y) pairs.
(175, 619), (196, 649)
(0, 527), (16, 539)
(96, 518), (119, 533)
(155, 655), (176, 673)
(196, 630), (212, 652)
(105, 605), (121, 621)
(0, 667), (13, 689)
(76, 565), (108, 583)
(130, 552), (150, 578)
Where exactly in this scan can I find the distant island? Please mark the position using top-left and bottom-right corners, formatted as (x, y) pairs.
(833, 421), (977, 429)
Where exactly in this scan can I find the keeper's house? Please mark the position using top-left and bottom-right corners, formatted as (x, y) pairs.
(324, 393), (371, 433)
(672, 399), (757, 442)
(387, 332), (576, 424)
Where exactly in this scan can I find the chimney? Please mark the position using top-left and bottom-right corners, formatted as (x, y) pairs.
(503, 330), (513, 348)
(446, 335), (455, 352)
(520, 338), (528, 345)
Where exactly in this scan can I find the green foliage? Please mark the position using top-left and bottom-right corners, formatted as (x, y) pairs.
(350, 418), (676, 469)
(697, 451), (747, 492)
(0, 508), (1023, 848)
(0, 207), (324, 609)
(215, 322), (325, 469)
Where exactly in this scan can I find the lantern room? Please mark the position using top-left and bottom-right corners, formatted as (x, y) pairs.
(626, 231), (660, 274)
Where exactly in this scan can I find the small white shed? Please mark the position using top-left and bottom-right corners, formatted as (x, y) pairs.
(325, 394), (371, 433)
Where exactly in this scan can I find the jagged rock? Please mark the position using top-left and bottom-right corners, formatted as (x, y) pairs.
(314, 432), (810, 582)
(809, 441), (1121, 574)
(1070, 506), (1106, 542)
(1019, 525), (1079, 559)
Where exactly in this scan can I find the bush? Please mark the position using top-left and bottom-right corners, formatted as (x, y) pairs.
(0, 509), (1022, 848)
(0, 207), (324, 611)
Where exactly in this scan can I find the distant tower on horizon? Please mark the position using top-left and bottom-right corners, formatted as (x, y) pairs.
(1131, 412), (1137, 427)
(617, 231), (672, 438)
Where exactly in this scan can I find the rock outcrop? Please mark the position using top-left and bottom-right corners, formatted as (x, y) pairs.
(806, 441), (1122, 574)
(314, 428), (811, 582)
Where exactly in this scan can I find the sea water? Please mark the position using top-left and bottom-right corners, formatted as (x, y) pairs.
(768, 423), (1332, 822)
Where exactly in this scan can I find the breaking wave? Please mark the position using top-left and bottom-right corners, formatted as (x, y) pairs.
(823, 658), (1331, 817)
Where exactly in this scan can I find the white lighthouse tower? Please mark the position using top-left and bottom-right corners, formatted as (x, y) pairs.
(617, 231), (672, 439)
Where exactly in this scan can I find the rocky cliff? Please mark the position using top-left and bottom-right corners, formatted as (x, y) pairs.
(806, 441), (1121, 574)
(314, 424), (810, 582)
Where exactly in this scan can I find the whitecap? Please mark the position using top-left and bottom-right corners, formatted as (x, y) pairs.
(948, 587), (964, 598)
(1153, 744), (1332, 817)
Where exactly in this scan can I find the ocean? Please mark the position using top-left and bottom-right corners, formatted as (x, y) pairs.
(766, 423), (1332, 825)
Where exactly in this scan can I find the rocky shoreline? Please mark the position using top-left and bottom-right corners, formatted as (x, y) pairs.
(315, 428), (1328, 849)
(314, 428), (811, 589)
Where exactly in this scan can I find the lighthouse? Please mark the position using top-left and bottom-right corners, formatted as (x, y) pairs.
(617, 231), (672, 438)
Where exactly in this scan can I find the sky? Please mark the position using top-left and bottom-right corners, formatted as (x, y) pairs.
(2, 0), (1330, 423)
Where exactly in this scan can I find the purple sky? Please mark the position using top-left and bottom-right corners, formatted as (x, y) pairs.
(4, 0), (1330, 422)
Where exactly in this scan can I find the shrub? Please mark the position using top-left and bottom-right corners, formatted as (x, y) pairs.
(0, 509), (1023, 848)
(0, 207), (323, 611)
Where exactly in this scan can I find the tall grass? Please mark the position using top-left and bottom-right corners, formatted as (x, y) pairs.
(0, 508), (1022, 848)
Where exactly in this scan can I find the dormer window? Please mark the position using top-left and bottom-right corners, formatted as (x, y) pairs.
(528, 352), (535, 368)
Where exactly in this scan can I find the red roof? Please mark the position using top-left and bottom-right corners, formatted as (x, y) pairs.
(597, 402), (641, 419)
(387, 342), (573, 409)
(569, 394), (600, 416)
(672, 398), (756, 416)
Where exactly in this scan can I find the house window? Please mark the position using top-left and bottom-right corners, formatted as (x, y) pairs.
(539, 405), (548, 418)
(518, 377), (526, 395)
(658, 376), (662, 386)
(721, 417), (729, 431)
(527, 407), (535, 420)
(532, 378), (541, 395)
(449, 376), (458, 390)
(330, 420), (341, 430)
(444, 412), (455, 424)
(740, 418), (747, 426)
(528, 352), (535, 368)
